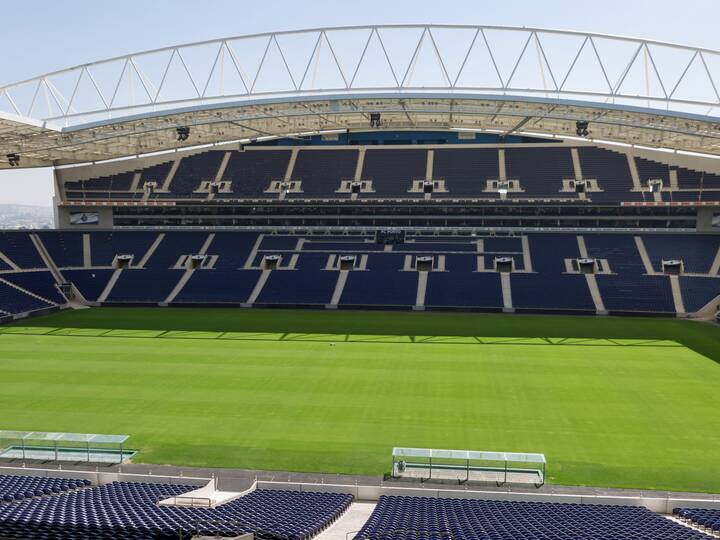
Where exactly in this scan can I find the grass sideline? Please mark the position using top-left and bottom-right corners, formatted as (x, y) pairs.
(1, 307), (719, 493)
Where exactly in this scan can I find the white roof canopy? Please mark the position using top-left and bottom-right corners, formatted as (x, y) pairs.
(0, 430), (129, 445)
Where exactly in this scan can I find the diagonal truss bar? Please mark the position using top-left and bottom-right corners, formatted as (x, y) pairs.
(350, 29), (375, 88)
(453, 27), (480, 87)
(505, 32), (535, 88)
(322, 31), (349, 88)
(0, 24), (718, 125)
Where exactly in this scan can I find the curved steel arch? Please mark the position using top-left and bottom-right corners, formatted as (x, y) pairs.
(1, 24), (720, 127)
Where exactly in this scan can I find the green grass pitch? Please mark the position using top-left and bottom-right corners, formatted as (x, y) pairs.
(1, 307), (719, 493)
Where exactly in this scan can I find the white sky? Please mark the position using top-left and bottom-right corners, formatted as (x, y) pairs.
(0, 0), (718, 207)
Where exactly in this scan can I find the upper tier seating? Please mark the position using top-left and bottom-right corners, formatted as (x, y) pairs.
(357, 495), (710, 540)
(221, 150), (291, 198)
(675, 507), (720, 534)
(289, 150), (358, 198)
(505, 147), (574, 198)
(0, 483), (352, 540)
(65, 171), (134, 192)
(636, 157), (670, 187)
(362, 149), (427, 198)
(141, 162), (173, 191)
(168, 152), (225, 196)
(432, 148), (499, 198)
(60, 145), (720, 202)
(577, 146), (637, 202)
(0, 475), (90, 503)
(675, 167), (720, 200)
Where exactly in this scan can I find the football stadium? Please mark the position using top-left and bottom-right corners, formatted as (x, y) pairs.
(0, 21), (720, 539)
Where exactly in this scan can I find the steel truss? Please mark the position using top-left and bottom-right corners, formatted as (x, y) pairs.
(1, 24), (720, 126)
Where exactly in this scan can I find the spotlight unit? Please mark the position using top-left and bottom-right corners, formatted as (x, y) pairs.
(575, 121), (589, 137)
(6, 154), (20, 167)
(176, 127), (190, 141)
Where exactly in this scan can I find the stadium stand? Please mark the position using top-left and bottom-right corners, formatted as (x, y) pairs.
(56, 145), (720, 204)
(87, 231), (159, 267)
(585, 234), (676, 313)
(642, 234), (720, 274)
(675, 508), (720, 534)
(356, 495), (712, 540)
(221, 149), (292, 199)
(0, 231), (717, 315)
(0, 483), (352, 540)
(0, 271), (65, 305)
(0, 475), (91, 504)
(575, 146), (637, 202)
(505, 147), (574, 198)
(0, 233), (45, 269)
(167, 152), (226, 196)
(61, 269), (116, 302)
(37, 232), (84, 268)
(256, 254), (337, 305)
(289, 149), (358, 198)
(432, 148), (499, 198)
(0, 281), (54, 314)
(512, 234), (596, 312)
(353, 149), (426, 198)
(340, 254), (419, 307)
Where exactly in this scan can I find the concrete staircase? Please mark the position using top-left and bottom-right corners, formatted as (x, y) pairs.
(327, 270), (349, 309)
(500, 272), (513, 312)
(163, 233), (215, 304)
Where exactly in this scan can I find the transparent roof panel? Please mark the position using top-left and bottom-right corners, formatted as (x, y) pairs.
(392, 447), (545, 464)
(0, 431), (129, 444)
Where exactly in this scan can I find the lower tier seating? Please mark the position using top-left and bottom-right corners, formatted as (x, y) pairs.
(0, 281), (53, 315)
(0, 475), (91, 504)
(675, 507), (720, 534)
(0, 231), (718, 316)
(0, 483), (351, 540)
(357, 495), (710, 540)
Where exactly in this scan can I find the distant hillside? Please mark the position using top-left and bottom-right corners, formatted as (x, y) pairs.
(0, 204), (54, 229)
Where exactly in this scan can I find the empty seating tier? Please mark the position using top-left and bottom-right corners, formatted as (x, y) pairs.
(0, 231), (718, 316)
(57, 145), (720, 203)
(0, 483), (351, 540)
(0, 475), (90, 504)
(675, 508), (720, 534)
(357, 495), (710, 540)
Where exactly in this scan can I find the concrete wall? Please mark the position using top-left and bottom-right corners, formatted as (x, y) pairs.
(0, 465), (208, 488)
(256, 480), (720, 514)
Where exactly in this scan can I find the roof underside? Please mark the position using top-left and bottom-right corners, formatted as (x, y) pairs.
(1, 93), (719, 170)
